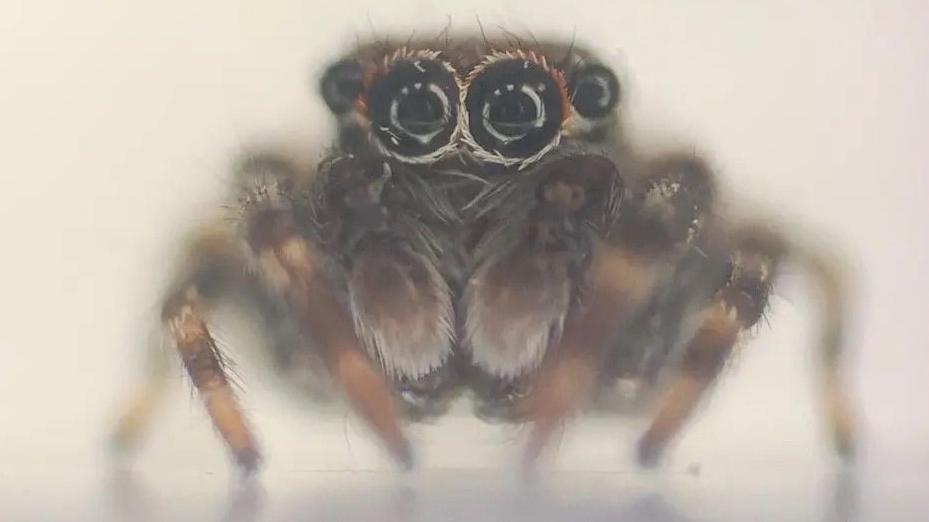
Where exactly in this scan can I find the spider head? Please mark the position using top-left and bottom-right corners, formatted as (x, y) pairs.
(319, 39), (622, 171)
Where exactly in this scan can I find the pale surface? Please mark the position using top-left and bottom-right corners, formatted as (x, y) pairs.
(1, 1), (928, 520)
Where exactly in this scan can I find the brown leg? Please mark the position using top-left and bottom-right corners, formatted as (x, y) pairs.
(636, 298), (743, 466)
(637, 227), (856, 465)
(636, 226), (775, 466)
(110, 344), (172, 457)
(794, 243), (856, 458)
(163, 285), (262, 472)
(111, 225), (261, 472)
(272, 236), (413, 468)
(522, 241), (656, 466)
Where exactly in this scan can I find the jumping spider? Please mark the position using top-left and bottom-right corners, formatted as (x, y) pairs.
(112, 34), (856, 473)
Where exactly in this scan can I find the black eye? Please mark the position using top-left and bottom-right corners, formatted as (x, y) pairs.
(569, 64), (620, 119)
(463, 58), (565, 165)
(367, 59), (459, 162)
(320, 59), (364, 115)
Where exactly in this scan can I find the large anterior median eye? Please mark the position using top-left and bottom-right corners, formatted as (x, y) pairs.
(463, 57), (566, 165)
(367, 59), (459, 162)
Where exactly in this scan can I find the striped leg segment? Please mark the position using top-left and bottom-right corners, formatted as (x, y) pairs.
(164, 285), (261, 471)
(111, 226), (261, 471)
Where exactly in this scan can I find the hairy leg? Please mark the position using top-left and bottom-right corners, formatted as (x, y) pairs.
(113, 154), (415, 472)
(164, 283), (262, 471)
(111, 156), (305, 472)
(636, 294), (746, 467)
(513, 154), (706, 466)
(269, 234), (413, 468)
(636, 224), (856, 465)
(111, 224), (261, 471)
(520, 153), (721, 466)
(230, 154), (415, 468)
(521, 240), (657, 465)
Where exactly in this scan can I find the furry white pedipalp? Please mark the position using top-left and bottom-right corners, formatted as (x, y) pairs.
(347, 246), (455, 380)
(463, 256), (572, 379)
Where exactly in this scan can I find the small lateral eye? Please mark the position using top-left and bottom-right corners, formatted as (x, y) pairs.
(569, 64), (620, 119)
(320, 59), (364, 115)
(367, 59), (459, 162)
(463, 58), (566, 165)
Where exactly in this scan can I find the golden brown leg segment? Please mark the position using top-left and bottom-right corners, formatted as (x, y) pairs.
(522, 241), (656, 465)
(272, 236), (413, 468)
(638, 226), (854, 464)
(637, 226), (857, 465)
(110, 225), (260, 471)
(164, 285), (262, 472)
(636, 225), (776, 466)
(637, 298), (743, 466)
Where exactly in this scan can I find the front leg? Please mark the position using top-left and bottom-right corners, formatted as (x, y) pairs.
(523, 240), (657, 465)
(111, 224), (262, 472)
(163, 282), (262, 471)
(239, 155), (414, 469)
(637, 224), (857, 465)
(520, 154), (715, 465)
(270, 234), (414, 468)
(460, 154), (655, 462)
(637, 225), (783, 465)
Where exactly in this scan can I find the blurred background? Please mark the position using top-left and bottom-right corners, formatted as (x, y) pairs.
(1, 0), (927, 520)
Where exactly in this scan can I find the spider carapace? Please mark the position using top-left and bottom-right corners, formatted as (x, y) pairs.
(111, 35), (856, 473)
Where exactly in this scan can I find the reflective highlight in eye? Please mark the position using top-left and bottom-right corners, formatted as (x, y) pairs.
(461, 52), (568, 168)
(388, 82), (451, 144)
(481, 83), (548, 144)
(366, 51), (460, 163)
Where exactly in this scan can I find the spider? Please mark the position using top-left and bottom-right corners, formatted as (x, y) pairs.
(111, 34), (856, 474)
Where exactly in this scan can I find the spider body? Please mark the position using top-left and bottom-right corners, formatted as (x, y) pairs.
(112, 35), (855, 473)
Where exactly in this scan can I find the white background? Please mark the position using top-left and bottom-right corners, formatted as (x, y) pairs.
(1, 1), (927, 520)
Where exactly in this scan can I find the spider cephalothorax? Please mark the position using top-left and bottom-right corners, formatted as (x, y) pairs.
(319, 38), (621, 167)
(112, 33), (855, 474)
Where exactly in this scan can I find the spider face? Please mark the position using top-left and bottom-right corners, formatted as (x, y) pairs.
(112, 34), (855, 475)
(320, 41), (620, 168)
(317, 41), (627, 417)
